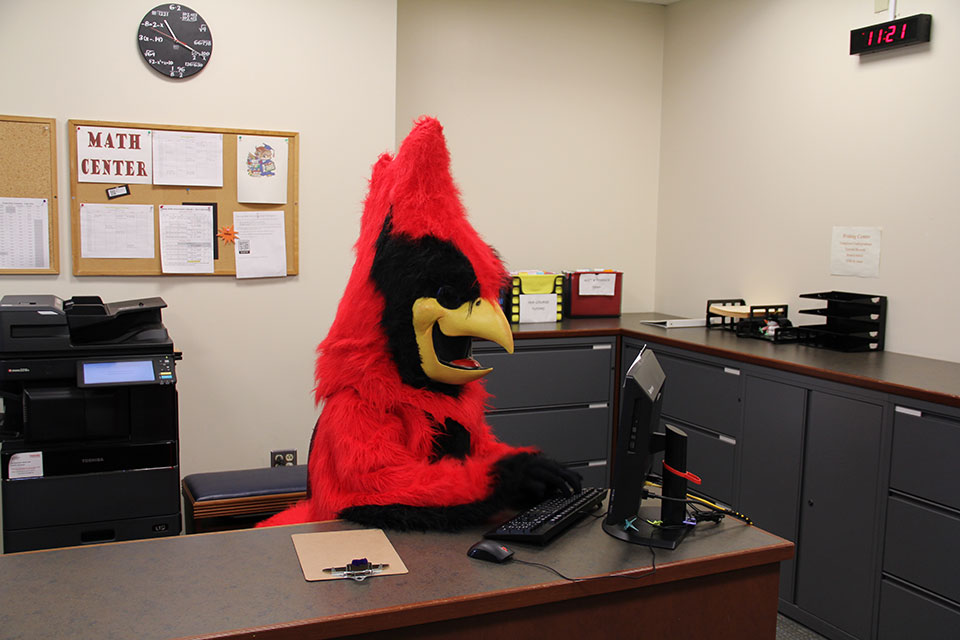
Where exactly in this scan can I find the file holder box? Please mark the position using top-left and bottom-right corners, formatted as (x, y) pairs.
(506, 272), (563, 323)
(564, 271), (623, 317)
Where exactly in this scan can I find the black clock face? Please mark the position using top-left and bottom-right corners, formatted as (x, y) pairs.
(138, 4), (212, 79)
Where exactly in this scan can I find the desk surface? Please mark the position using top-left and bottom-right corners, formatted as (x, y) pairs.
(0, 508), (791, 640)
(511, 312), (960, 408)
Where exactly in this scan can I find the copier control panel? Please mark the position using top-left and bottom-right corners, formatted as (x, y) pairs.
(77, 354), (177, 387)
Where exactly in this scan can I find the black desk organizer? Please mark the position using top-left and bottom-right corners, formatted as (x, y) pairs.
(706, 298), (794, 343)
(791, 291), (887, 352)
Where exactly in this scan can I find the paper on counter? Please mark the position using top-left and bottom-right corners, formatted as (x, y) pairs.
(159, 205), (214, 273)
(80, 203), (155, 259)
(233, 210), (286, 278)
(0, 197), (50, 269)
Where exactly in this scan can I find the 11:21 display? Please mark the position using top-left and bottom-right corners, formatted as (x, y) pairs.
(849, 14), (931, 55)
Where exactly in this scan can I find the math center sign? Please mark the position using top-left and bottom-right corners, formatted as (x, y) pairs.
(76, 126), (153, 184)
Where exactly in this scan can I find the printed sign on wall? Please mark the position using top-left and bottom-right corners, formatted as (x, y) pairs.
(76, 126), (153, 184)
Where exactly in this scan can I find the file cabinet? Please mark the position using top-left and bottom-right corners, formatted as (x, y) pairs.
(622, 339), (740, 506)
(479, 314), (960, 640)
(878, 403), (960, 638)
(622, 336), (885, 640)
(475, 336), (615, 488)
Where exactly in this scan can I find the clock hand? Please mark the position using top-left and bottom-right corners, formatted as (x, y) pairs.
(148, 26), (200, 54)
(164, 19), (179, 42)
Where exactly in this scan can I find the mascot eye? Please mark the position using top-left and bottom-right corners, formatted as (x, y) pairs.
(436, 286), (463, 309)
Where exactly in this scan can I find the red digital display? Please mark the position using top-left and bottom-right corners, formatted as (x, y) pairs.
(850, 13), (931, 55)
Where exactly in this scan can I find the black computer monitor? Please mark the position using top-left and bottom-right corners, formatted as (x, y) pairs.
(603, 346), (694, 549)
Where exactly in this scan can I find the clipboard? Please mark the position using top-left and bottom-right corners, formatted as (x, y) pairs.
(291, 528), (408, 581)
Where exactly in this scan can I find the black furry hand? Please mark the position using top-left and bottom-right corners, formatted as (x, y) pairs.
(491, 452), (583, 509)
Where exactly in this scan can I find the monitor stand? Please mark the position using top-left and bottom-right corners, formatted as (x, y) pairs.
(602, 505), (691, 550)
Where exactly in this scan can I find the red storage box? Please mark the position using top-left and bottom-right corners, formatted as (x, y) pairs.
(564, 270), (623, 317)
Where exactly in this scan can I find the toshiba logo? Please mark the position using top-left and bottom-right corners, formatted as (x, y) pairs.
(81, 457), (105, 464)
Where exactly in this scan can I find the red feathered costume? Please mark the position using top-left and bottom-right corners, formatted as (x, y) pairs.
(261, 117), (578, 531)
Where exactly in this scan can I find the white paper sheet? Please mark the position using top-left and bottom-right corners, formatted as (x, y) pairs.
(519, 294), (558, 323)
(80, 203), (155, 259)
(76, 126), (152, 184)
(152, 130), (223, 186)
(159, 205), (214, 273)
(0, 197), (50, 269)
(233, 210), (286, 278)
(830, 226), (882, 278)
(237, 135), (289, 203)
(578, 273), (617, 296)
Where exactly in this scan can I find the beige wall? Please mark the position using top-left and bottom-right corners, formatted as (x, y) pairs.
(2, 0), (956, 482)
(396, 0), (665, 313)
(0, 0), (397, 476)
(657, 0), (960, 362)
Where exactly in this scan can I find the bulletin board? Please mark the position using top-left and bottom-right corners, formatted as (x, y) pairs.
(0, 115), (60, 274)
(68, 119), (299, 276)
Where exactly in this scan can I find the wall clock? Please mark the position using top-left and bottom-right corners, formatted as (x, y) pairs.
(138, 4), (213, 79)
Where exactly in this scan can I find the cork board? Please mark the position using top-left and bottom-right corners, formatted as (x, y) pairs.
(68, 119), (299, 276)
(0, 115), (59, 274)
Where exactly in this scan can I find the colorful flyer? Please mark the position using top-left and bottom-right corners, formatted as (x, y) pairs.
(237, 135), (289, 204)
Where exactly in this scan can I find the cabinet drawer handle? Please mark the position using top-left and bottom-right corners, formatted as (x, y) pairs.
(723, 367), (740, 376)
(895, 406), (922, 417)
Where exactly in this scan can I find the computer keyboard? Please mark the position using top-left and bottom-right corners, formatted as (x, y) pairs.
(484, 487), (607, 545)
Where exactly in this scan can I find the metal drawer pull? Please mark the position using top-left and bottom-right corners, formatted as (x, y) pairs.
(895, 406), (922, 417)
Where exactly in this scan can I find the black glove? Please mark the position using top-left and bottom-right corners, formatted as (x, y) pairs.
(491, 452), (582, 509)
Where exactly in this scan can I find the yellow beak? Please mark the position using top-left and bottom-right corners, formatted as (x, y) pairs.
(412, 296), (514, 385)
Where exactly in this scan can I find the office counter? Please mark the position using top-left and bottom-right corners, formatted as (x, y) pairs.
(0, 511), (791, 639)
(510, 313), (960, 409)
(499, 313), (960, 640)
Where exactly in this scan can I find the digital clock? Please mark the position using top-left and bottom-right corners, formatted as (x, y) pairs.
(850, 13), (931, 55)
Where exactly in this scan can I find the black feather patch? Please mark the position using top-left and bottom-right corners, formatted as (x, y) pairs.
(429, 416), (472, 462)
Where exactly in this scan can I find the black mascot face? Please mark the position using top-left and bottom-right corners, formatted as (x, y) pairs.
(371, 212), (512, 395)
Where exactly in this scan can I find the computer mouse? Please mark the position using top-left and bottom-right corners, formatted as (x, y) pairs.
(467, 539), (514, 563)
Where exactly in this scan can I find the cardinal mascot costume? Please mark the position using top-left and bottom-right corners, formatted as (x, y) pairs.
(260, 117), (579, 531)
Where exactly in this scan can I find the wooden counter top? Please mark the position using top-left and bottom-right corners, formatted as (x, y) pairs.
(0, 508), (791, 639)
(510, 313), (960, 409)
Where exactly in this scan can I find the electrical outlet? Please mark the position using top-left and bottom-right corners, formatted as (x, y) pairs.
(270, 449), (297, 467)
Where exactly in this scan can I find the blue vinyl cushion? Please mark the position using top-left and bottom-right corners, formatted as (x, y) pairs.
(184, 465), (307, 502)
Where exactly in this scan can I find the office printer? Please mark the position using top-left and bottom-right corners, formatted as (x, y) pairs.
(0, 295), (181, 553)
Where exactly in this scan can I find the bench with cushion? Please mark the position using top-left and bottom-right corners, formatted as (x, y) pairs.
(181, 465), (307, 533)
